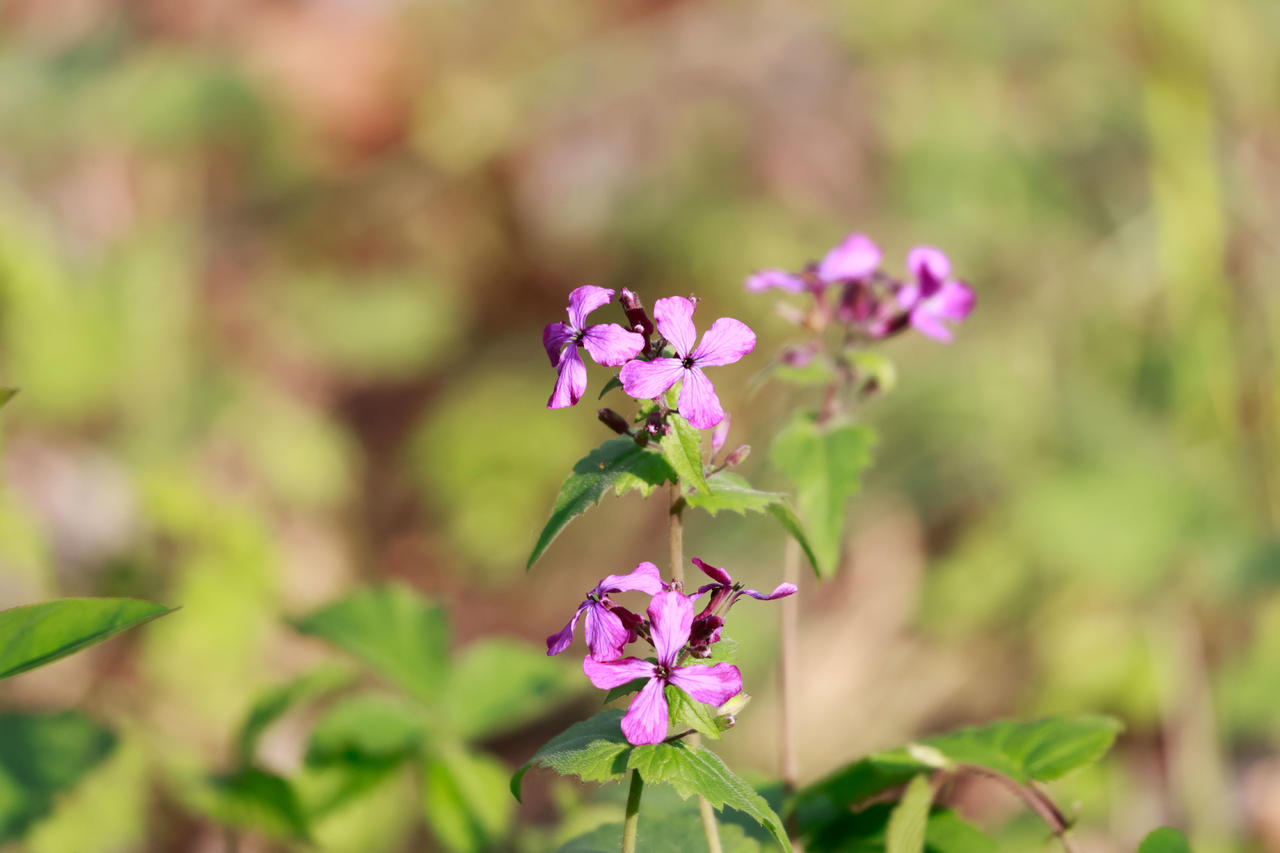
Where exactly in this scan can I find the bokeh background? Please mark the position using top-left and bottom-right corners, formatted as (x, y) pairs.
(1, 0), (1278, 850)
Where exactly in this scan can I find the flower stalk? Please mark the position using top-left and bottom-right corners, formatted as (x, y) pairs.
(621, 770), (644, 853)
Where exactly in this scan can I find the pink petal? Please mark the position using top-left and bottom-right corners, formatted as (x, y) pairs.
(710, 415), (730, 457)
(927, 280), (975, 322)
(817, 233), (881, 283)
(742, 583), (797, 601)
(567, 285), (616, 330)
(668, 663), (742, 706)
(619, 358), (685, 401)
(598, 561), (666, 596)
(583, 656), (656, 689)
(581, 323), (645, 367)
(584, 604), (631, 661)
(621, 678), (669, 745)
(677, 367), (725, 430)
(745, 269), (806, 293)
(907, 246), (951, 287)
(691, 558), (732, 587)
(547, 346), (588, 409)
(652, 296), (698, 357)
(647, 589), (694, 665)
(546, 602), (587, 655)
(544, 322), (576, 366)
(909, 307), (955, 343)
(691, 318), (756, 367)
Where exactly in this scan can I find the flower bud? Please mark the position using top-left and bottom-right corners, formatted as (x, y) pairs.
(598, 408), (630, 435)
(724, 445), (751, 468)
(619, 288), (654, 340)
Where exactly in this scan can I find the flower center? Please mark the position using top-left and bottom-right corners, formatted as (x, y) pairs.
(681, 356), (695, 369)
(653, 663), (671, 680)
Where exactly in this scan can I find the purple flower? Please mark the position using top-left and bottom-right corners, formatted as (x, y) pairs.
(547, 561), (665, 661)
(691, 557), (796, 615)
(618, 297), (755, 429)
(583, 589), (743, 745)
(897, 247), (975, 343)
(745, 269), (806, 293)
(545, 286), (646, 409)
(817, 233), (882, 285)
(710, 414), (731, 458)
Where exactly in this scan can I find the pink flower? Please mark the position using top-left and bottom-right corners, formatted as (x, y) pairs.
(618, 297), (755, 429)
(547, 562), (665, 661)
(583, 589), (743, 745)
(897, 247), (975, 343)
(816, 233), (882, 285)
(688, 557), (795, 657)
(544, 286), (646, 409)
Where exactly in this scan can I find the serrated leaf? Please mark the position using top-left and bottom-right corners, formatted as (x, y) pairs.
(626, 742), (792, 852)
(0, 711), (117, 843)
(422, 746), (513, 853)
(1137, 827), (1192, 853)
(665, 684), (720, 741)
(0, 389), (16, 409)
(603, 678), (648, 704)
(683, 472), (820, 573)
(305, 694), (427, 768)
(294, 584), (449, 706)
(0, 598), (174, 680)
(236, 665), (353, 764)
(511, 710), (632, 801)
(443, 639), (580, 741)
(598, 376), (623, 399)
(529, 438), (675, 568)
(887, 775), (933, 853)
(661, 413), (712, 495)
(194, 768), (311, 842)
(770, 414), (876, 578)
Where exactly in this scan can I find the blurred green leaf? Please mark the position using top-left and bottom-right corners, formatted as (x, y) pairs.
(295, 585), (449, 706)
(683, 471), (819, 572)
(557, 813), (761, 853)
(887, 775), (933, 853)
(0, 389), (16, 409)
(511, 710), (631, 801)
(528, 438), (675, 569)
(0, 711), (116, 843)
(1137, 827), (1192, 852)
(0, 598), (173, 680)
(294, 762), (402, 823)
(236, 665), (352, 765)
(443, 639), (579, 741)
(665, 685), (720, 741)
(844, 351), (898, 394)
(661, 413), (712, 496)
(194, 769), (311, 842)
(422, 747), (513, 853)
(306, 695), (427, 769)
(803, 803), (995, 853)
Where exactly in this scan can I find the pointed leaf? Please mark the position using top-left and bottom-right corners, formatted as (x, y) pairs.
(661, 413), (712, 495)
(193, 768), (311, 842)
(1137, 828), (1192, 853)
(665, 684), (720, 741)
(511, 710), (632, 801)
(598, 376), (624, 399)
(887, 775), (933, 853)
(0, 598), (174, 680)
(603, 678), (649, 704)
(236, 665), (353, 764)
(683, 472), (820, 573)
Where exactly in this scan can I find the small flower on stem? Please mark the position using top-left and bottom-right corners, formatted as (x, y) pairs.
(547, 562), (665, 661)
(688, 558), (795, 656)
(897, 247), (975, 343)
(816, 233), (882, 285)
(545, 286), (646, 409)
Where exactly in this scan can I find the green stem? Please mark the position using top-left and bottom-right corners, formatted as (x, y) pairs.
(622, 770), (644, 853)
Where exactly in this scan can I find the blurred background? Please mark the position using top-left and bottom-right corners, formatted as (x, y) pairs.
(0, 0), (1278, 850)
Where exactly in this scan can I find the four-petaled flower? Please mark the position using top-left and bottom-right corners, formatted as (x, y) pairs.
(547, 561), (665, 661)
(619, 297), (755, 429)
(583, 589), (743, 745)
(897, 247), (975, 343)
(544, 286), (646, 410)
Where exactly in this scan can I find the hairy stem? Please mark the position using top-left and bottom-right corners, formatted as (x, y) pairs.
(622, 770), (644, 853)
(699, 794), (725, 853)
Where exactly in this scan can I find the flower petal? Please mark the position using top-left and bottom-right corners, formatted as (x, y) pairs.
(543, 322), (576, 366)
(546, 601), (587, 655)
(584, 604), (631, 661)
(621, 677), (669, 745)
(668, 663), (742, 706)
(581, 323), (645, 366)
(547, 346), (588, 409)
(745, 269), (806, 293)
(691, 558), (732, 587)
(817, 233), (881, 283)
(567, 285), (616, 330)
(907, 246), (951, 288)
(583, 656), (656, 689)
(619, 358), (685, 400)
(741, 583), (798, 601)
(677, 367), (725, 430)
(598, 561), (666, 596)
(909, 307), (954, 343)
(927, 280), (975, 322)
(710, 415), (730, 457)
(647, 589), (694, 665)
(653, 296), (698, 357)
(691, 318), (755, 367)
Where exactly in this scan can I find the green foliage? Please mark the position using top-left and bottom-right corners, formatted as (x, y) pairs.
(665, 684), (721, 741)
(1137, 828), (1192, 852)
(511, 710), (632, 800)
(0, 598), (173, 680)
(305, 695), (428, 768)
(528, 437), (675, 568)
(0, 389), (15, 409)
(769, 414), (876, 578)
(195, 769), (312, 842)
(683, 472), (820, 573)
(557, 812), (761, 852)
(442, 638), (580, 740)
(803, 804), (996, 853)
(887, 775), (934, 853)
(421, 747), (513, 853)
(235, 665), (352, 764)
(661, 412), (712, 496)
(0, 712), (116, 843)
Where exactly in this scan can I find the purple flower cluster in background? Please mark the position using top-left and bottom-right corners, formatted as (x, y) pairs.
(746, 232), (975, 343)
(547, 559), (794, 745)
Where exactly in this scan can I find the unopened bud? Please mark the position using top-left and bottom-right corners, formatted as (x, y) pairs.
(619, 288), (654, 340)
(724, 445), (751, 467)
(716, 692), (751, 720)
(598, 408), (630, 435)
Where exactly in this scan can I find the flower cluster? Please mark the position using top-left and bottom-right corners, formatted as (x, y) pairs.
(547, 559), (795, 745)
(745, 233), (975, 344)
(544, 286), (755, 430)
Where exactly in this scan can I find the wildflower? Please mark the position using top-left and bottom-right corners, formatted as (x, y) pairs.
(583, 589), (743, 745)
(547, 562), (665, 661)
(688, 558), (795, 656)
(545, 286), (646, 409)
(744, 269), (806, 293)
(897, 247), (975, 343)
(710, 414), (731, 458)
(816, 233), (882, 285)
(618, 296), (755, 429)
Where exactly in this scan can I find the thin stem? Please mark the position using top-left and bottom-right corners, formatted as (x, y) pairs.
(964, 767), (1075, 852)
(779, 537), (801, 794)
(699, 794), (725, 853)
(621, 770), (644, 853)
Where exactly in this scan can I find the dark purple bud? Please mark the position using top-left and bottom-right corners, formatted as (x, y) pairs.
(644, 410), (667, 437)
(619, 288), (654, 342)
(598, 408), (630, 435)
(723, 445), (750, 467)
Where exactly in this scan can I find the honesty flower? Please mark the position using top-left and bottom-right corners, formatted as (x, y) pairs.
(688, 558), (795, 655)
(547, 561), (664, 661)
(583, 589), (743, 745)
(816, 232), (882, 285)
(618, 296), (755, 429)
(544, 286), (645, 409)
(744, 269), (806, 293)
(897, 247), (975, 343)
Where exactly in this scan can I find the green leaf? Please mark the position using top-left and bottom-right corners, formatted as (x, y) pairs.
(294, 584), (449, 705)
(529, 438), (676, 568)
(843, 351), (898, 393)
(802, 804), (995, 853)
(887, 775), (933, 853)
(0, 598), (174, 680)
(0, 711), (117, 843)
(683, 472), (820, 573)
(557, 812), (761, 853)
(1137, 827), (1192, 853)
(442, 639), (580, 741)
(626, 742), (792, 852)
(665, 684), (720, 741)
(305, 694), (428, 768)
(0, 389), (16, 409)
(511, 710), (632, 801)
(235, 665), (353, 764)
(193, 768), (311, 842)
(770, 414), (876, 578)
(661, 412), (712, 495)
(603, 678), (648, 704)
(598, 376), (623, 399)
(422, 746), (513, 853)
(693, 636), (739, 665)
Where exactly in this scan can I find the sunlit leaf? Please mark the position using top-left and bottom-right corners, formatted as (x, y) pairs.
(0, 598), (174, 680)
(422, 746), (513, 853)
(887, 775), (933, 853)
(683, 472), (819, 572)
(1137, 827), (1192, 853)
(665, 684), (720, 741)
(661, 413), (711, 496)
(511, 710), (631, 801)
